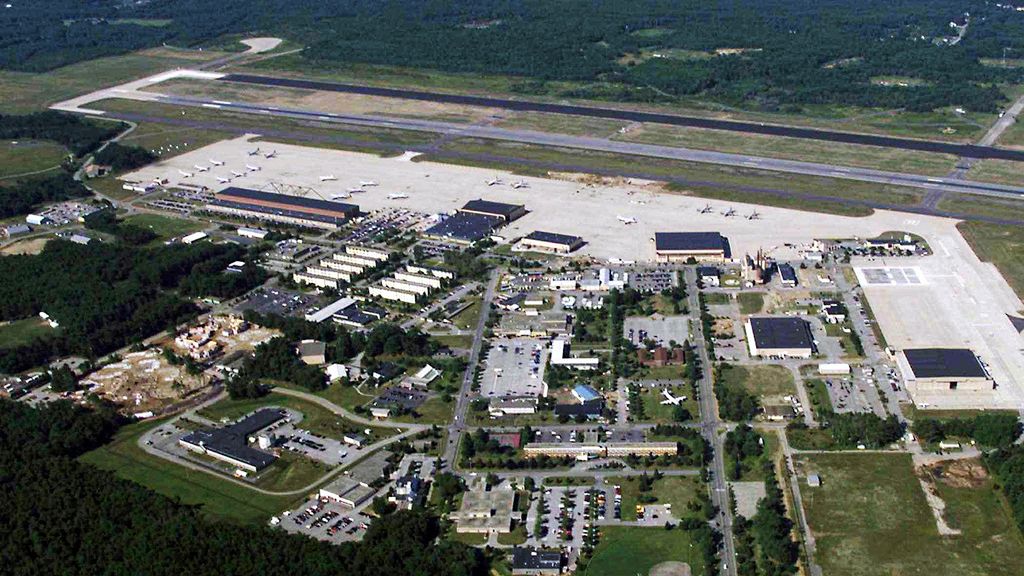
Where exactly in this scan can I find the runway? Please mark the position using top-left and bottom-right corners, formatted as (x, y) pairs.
(149, 92), (1024, 201)
(220, 73), (1024, 163)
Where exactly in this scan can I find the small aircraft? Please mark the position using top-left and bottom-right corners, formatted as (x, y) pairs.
(230, 170), (245, 178)
(209, 159), (224, 166)
(178, 170), (193, 178)
(359, 180), (378, 187)
(617, 215), (637, 225)
(320, 175), (337, 182)
(264, 150), (278, 159)
(722, 207), (737, 217)
(193, 164), (209, 172)
(698, 203), (713, 214)
(485, 177), (503, 186)
(245, 164), (261, 172)
(747, 211), (761, 220)
(659, 389), (687, 406)
(216, 176), (231, 184)
(347, 187), (365, 194)
(387, 193), (409, 200)
(331, 192), (351, 200)
(511, 181), (529, 189)
(247, 147), (261, 156)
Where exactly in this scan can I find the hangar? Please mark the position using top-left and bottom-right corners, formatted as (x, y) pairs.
(206, 187), (358, 229)
(654, 232), (729, 262)
(898, 348), (993, 392)
(745, 317), (815, 358)
(519, 230), (584, 253)
(459, 199), (527, 222)
(179, 408), (286, 472)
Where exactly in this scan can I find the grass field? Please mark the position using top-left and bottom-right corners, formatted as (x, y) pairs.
(119, 122), (238, 159)
(796, 453), (1024, 576)
(804, 378), (834, 420)
(122, 213), (206, 243)
(638, 386), (700, 424)
(968, 159), (1024, 186)
(609, 475), (702, 521)
(939, 195), (1024, 223)
(79, 417), (301, 524)
(719, 364), (795, 402)
(0, 140), (67, 179)
(584, 526), (707, 576)
(614, 123), (957, 177)
(0, 317), (55, 349)
(391, 395), (455, 425)
(957, 221), (1024, 302)
(253, 451), (332, 492)
(432, 334), (475, 349)
(452, 297), (483, 330)
(736, 292), (764, 315)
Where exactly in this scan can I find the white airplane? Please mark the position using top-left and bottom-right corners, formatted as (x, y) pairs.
(347, 187), (365, 194)
(617, 215), (637, 225)
(209, 159), (224, 166)
(216, 176), (231, 184)
(359, 180), (378, 187)
(387, 193), (409, 200)
(331, 192), (351, 199)
(178, 170), (193, 178)
(320, 175), (337, 182)
(747, 210), (761, 220)
(247, 147), (261, 156)
(659, 389), (687, 406)
(511, 181), (529, 189)
(230, 170), (244, 178)
(264, 150), (278, 159)
(245, 164), (261, 171)
(193, 164), (209, 172)
(722, 207), (737, 217)
(485, 177), (503, 186)
(698, 203), (713, 214)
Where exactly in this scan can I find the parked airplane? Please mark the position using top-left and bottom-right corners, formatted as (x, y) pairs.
(209, 159), (224, 166)
(230, 170), (244, 178)
(193, 164), (209, 172)
(616, 215), (637, 225)
(485, 177), (503, 186)
(511, 181), (529, 189)
(247, 147), (261, 156)
(331, 192), (351, 199)
(387, 193), (409, 200)
(245, 164), (261, 171)
(359, 180), (378, 187)
(722, 207), (737, 217)
(178, 170), (193, 178)
(698, 203), (713, 214)
(347, 187), (364, 194)
(320, 175), (337, 182)
(216, 176), (231, 183)
(659, 389), (687, 406)
(264, 150), (278, 159)
(747, 211), (761, 220)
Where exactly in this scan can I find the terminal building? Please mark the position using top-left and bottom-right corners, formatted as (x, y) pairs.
(654, 232), (729, 262)
(206, 187), (358, 230)
(519, 231), (584, 254)
(745, 317), (815, 358)
(179, 408), (286, 472)
(897, 348), (993, 392)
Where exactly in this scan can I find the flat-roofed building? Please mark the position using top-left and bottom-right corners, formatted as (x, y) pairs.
(520, 231), (584, 254)
(346, 245), (390, 261)
(292, 271), (342, 290)
(745, 317), (815, 358)
(381, 277), (432, 295)
(512, 547), (562, 576)
(604, 442), (678, 457)
(304, 265), (354, 281)
(319, 258), (366, 275)
(778, 263), (798, 287)
(394, 270), (444, 289)
(207, 187), (358, 230)
(523, 442), (675, 459)
(898, 348), (993, 392)
(369, 284), (420, 304)
(451, 482), (517, 534)
(550, 338), (599, 370)
(460, 199), (527, 222)
(237, 226), (269, 239)
(654, 232), (729, 262)
(332, 252), (380, 268)
(406, 264), (455, 280)
(179, 408), (285, 472)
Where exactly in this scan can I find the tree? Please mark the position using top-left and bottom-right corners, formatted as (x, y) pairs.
(49, 365), (77, 393)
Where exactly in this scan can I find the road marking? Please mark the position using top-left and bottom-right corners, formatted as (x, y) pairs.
(201, 104), (222, 109)
(212, 100), (232, 105)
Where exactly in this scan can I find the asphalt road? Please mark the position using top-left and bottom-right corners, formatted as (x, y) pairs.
(220, 73), (1024, 163)
(147, 93), (1024, 202)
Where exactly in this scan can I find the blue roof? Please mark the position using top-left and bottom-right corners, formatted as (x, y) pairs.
(574, 385), (600, 402)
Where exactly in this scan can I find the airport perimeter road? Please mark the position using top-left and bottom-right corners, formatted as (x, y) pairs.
(219, 73), (1024, 163)
(144, 93), (1024, 202)
(443, 269), (501, 469)
(686, 268), (737, 576)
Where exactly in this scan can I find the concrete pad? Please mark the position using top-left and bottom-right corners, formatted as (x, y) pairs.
(730, 481), (767, 519)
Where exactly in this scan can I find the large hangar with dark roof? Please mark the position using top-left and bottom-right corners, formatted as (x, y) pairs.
(897, 348), (992, 392)
(206, 187), (358, 230)
(744, 316), (815, 358)
(654, 232), (729, 262)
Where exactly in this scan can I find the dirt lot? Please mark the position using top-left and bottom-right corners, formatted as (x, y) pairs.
(0, 237), (49, 255)
(920, 458), (989, 489)
(82, 348), (209, 412)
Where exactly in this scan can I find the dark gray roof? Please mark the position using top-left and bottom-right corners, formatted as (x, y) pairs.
(654, 232), (726, 252)
(697, 266), (719, 277)
(904, 348), (987, 379)
(180, 408), (285, 470)
(554, 399), (605, 418)
(748, 317), (814, 350)
(335, 306), (379, 326)
(512, 547), (561, 571)
(214, 187), (357, 222)
(524, 230), (582, 246)
(461, 199), (525, 218)
(779, 263), (797, 281)
(425, 212), (501, 242)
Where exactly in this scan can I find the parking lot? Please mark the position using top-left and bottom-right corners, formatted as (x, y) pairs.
(623, 315), (689, 348)
(530, 427), (645, 444)
(340, 208), (433, 244)
(482, 338), (548, 398)
(235, 286), (320, 317)
(629, 269), (678, 293)
(278, 496), (375, 543)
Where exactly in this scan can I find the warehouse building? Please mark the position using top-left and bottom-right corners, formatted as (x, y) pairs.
(898, 348), (992, 392)
(745, 317), (815, 358)
(206, 187), (358, 230)
(237, 226), (269, 240)
(179, 408), (285, 472)
(424, 212), (502, 243)
(519, 231), (584, 254)
(460, 199), (527, 222)
(654, 232), (729, 262)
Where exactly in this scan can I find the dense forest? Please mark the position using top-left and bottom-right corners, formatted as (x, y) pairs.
(0, 172), (90, 218)
(93, 142), (157, 171)
(0, 399), (487, 576)
(0, 240), (264, 373)
(4, 1), (1024, 112)
(0, 111), (122, 156)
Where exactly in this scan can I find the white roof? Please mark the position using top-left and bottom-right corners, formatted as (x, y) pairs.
(304, 297), (355, 323)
